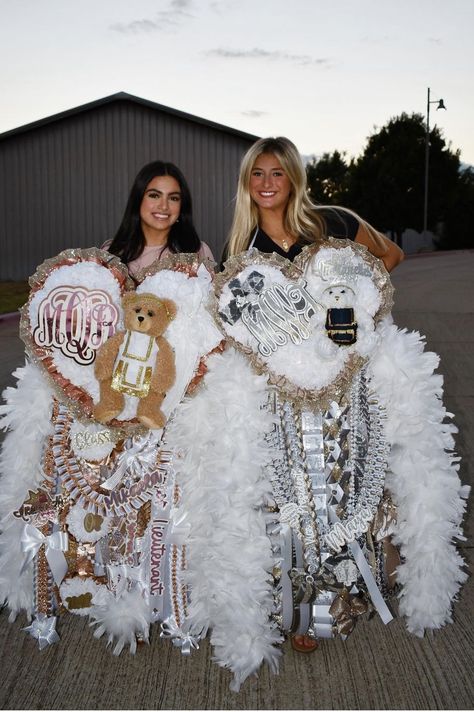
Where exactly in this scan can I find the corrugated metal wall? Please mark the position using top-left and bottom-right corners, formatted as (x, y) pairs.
(0, 99), (255, 280)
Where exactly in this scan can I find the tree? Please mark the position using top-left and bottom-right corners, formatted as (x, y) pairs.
(306, 151), (350, 205)
(345, 113), (460, 245)
(441, 166), (474, 249)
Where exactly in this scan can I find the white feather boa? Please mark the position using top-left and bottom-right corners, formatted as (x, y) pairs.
(0, 321), (467, 666)
(0, 363), (152, 655)
(0, 361), (55, 619)
(167, 347), (282, 691)
(368, 318), (469, 635)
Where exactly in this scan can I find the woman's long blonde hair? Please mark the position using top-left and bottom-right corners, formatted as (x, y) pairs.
(226, 135), (388, 261)
(226, 136), (326, 257)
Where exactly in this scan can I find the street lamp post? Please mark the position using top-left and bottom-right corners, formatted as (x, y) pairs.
(423, 87), (446, 233)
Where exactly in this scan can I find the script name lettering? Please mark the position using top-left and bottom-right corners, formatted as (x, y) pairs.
(324, 506), (374, 553)
(103, 467), (168, 511)
(33, 286), (119, 365)
(242, 281), (322, 357)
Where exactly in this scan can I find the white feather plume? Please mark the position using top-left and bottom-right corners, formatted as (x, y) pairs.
(0, 361), (55, 618)
(167, 347), (282, 691)
(89, 588), (151, 655)
(369, 318), (469, 635)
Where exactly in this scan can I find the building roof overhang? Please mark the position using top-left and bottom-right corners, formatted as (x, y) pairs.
(0, 91), (260, 143)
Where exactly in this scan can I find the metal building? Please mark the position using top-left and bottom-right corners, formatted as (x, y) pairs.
(0, 92), (258, 280)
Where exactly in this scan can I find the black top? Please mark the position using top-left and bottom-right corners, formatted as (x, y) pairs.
(251, 208), (360, 262)
(219, 208), (360, 268)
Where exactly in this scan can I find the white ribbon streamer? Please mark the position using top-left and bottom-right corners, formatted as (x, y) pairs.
(167, 507), (191, 545)
(347, 540), (393, 624)
(149, 476), (175, 621)
(20, 524), (69, 585)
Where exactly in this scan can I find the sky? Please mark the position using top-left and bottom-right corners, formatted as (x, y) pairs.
(1, 0), (473, 165)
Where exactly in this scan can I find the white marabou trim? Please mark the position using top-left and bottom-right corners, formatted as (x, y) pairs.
(0, 361), (55, 618)
(166, 346), (282, 691)
(368, 318), (469, 635)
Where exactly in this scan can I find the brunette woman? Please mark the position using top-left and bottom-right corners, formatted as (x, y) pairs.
(107, 160), (214, 278)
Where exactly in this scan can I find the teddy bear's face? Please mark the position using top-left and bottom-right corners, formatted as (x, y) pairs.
(122, 293), (176, 336)
(322, 284), (354, 308)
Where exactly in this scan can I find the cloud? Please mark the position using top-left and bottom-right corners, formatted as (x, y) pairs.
(241, 110), (268, 118)
(428, 37), (442, 44)
(110, 1), (194, 35)
(111, 18), (173, 34)
(206, 48), (329, 67)
(170, 0), (194, 14)
(209, 0), (237, 12)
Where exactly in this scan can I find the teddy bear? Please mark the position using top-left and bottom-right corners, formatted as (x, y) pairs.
(93, 292), (177, 430)
(322, 284), (358, 345)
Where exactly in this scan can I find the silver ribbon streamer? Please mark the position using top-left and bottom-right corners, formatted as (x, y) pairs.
(348, 540), (393, 625)
(20, 524), (68, 585)
(160, 616), (200, 655)
(280, 524), (294, 631)
(22, 614), (60, 650)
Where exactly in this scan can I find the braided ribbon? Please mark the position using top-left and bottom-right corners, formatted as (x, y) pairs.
(20, 524), (68, 585)
(160, 616), (200, 655)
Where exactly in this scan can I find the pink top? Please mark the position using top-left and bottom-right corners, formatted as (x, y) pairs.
(102, 241), (215, 278)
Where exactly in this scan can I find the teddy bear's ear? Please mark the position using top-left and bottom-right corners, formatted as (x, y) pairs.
(161, 299), (177, 322)
(122, 292), (137, 308)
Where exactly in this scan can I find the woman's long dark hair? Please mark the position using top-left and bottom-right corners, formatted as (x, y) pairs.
(108, 161), (201, 264)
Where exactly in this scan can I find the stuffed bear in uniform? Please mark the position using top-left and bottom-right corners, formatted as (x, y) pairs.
(93, 292), (177, 429)
(322, 284), (358, 346)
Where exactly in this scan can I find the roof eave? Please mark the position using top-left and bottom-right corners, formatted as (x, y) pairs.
(0, 92), (260, 143)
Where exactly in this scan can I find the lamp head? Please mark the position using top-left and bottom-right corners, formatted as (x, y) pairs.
(437, 99), (447, 110)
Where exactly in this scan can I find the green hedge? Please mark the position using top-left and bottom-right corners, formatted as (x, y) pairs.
(0, 282), (29, 315)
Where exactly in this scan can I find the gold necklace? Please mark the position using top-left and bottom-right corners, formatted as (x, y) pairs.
(272, 235), (291, 252)
(260, 224), (292, 252)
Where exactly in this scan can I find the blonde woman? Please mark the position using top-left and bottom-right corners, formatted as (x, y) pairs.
(223, 136), (403, 270)
(224, 137), (403, 654)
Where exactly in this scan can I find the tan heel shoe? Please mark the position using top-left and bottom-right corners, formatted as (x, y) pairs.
(291, 634), (319, 653)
